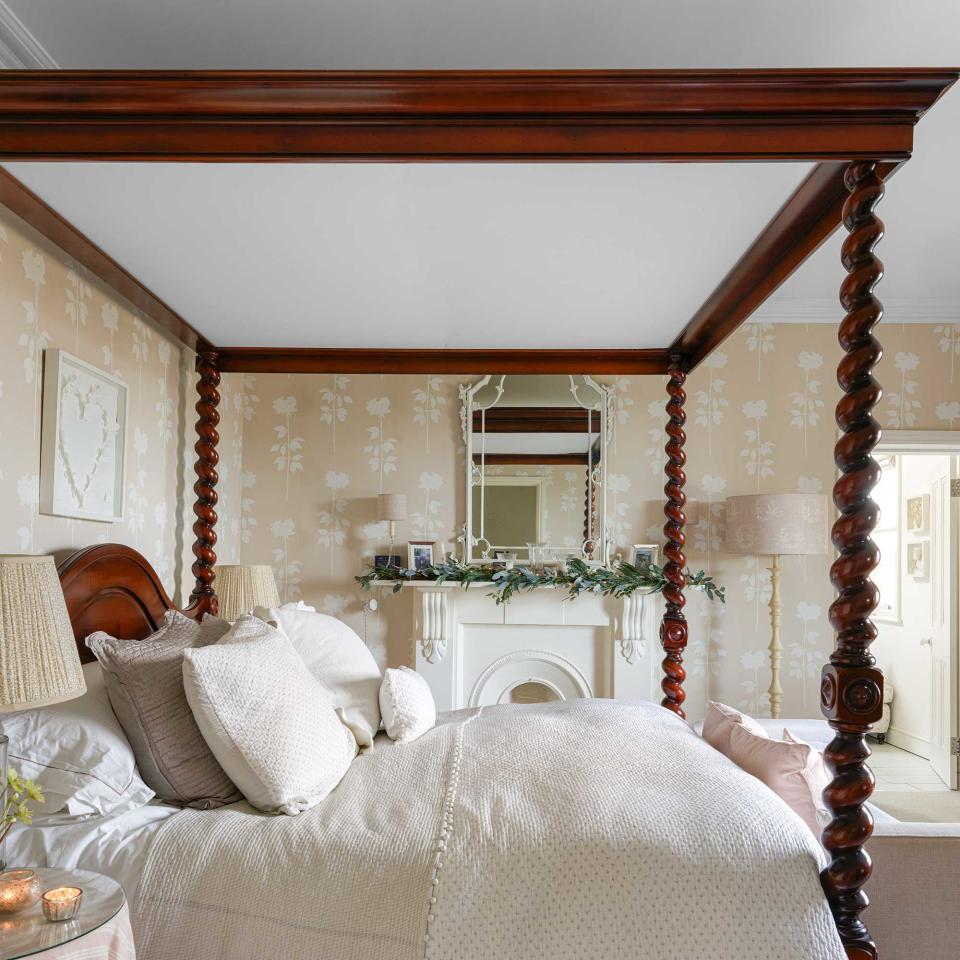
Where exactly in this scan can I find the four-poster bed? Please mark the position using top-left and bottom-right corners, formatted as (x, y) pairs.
(4, 68), (957, 959)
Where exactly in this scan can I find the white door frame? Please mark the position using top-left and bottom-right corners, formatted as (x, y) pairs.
(876, 431), (959, 789)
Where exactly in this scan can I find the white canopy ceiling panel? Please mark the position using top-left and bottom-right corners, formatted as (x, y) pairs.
(6, 0), (957, 71)
(768, 89), (960, 321)
(5, 162), (812, 350)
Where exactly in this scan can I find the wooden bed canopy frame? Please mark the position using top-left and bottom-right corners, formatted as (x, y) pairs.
(6, 68), (956, 959)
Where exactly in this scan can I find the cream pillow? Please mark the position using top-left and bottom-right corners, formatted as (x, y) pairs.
(86, 611), (240, 808)
(254, 606), (381, 747)
(379, 667), (436, 744)
(182, 615), (357, 815)
(728, 722), (830, 835)
(701, 700), (769, 759)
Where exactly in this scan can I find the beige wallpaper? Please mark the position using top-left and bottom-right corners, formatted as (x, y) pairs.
(0, 203), (244, 603)
(3, 196), (957, 722)
(233, 321), (960, 721)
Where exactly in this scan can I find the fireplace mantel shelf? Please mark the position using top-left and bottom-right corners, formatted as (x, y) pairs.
(371, 579), (657, 595)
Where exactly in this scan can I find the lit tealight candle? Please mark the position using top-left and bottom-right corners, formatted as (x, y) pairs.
(41, 886), (83, 922)
(0, 870), (42, 914)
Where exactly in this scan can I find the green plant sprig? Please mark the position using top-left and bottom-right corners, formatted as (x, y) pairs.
(356, 556), (724, 607)
(1, 767), (45, 846)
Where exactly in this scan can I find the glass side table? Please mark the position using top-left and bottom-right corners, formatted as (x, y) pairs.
(0, 869), (125, 960)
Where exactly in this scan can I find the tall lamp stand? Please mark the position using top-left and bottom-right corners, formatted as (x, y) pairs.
(724, 494), (828, 721)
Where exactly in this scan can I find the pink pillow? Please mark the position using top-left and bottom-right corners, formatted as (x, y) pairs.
(728, 723), (830, 836)
(702, 701), (769, 759)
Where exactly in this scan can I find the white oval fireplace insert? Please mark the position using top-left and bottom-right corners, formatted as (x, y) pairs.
(468, 649), (593, 707)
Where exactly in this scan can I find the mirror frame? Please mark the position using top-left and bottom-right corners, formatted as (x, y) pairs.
(459, 374), (613, 566)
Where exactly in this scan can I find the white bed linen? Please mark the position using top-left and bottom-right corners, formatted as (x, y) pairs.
(135, 699), (846, 960)
(4, 802), (180, 903)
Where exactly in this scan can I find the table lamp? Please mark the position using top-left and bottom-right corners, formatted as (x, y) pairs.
(377, 494), (407, 565)
(215, 565), (281, 621)
(0, 555), (86, 869)
(723, 494), (828, 719)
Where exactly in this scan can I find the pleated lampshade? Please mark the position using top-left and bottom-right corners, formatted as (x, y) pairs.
(216, 565), (281, 621)
(0, 555), (86, 712)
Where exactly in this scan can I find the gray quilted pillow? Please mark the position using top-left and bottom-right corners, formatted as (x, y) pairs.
(86, 611), (241, 808)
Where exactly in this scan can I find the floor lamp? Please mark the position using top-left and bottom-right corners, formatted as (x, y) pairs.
(724, 494), (828, 720)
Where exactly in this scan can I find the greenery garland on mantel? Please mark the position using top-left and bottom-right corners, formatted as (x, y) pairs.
(357, 557), (724, 607)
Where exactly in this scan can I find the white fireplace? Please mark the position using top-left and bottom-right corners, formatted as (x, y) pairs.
(378, 582), (660, 712)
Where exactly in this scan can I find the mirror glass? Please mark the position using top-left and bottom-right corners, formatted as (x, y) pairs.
(461, 374), (611, 565)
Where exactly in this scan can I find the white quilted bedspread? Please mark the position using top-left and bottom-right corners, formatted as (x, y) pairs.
(135, 699), (845, 960)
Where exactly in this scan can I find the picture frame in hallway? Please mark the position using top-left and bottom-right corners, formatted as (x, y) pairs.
(906, 493), (929, 534)
(407, 541), (435, 571)
(906, 540), (929, 579)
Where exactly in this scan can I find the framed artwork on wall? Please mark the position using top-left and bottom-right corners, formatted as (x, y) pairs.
(906, 540), (929, 580)
(631, 544), (659, 572)
(906, 494), (929, 534)
(374, 554), (403, 569)
(40, 349), (127, 523)
(408, 541), (436, 571)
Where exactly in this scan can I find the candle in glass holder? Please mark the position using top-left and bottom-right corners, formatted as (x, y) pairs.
(0, 870), (42, 914)
(41, 886), (83, 922)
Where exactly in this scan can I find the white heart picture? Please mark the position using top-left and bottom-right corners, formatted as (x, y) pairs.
(41, 350), (127, 523)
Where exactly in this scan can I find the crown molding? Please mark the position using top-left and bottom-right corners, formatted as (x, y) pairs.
(752, 297), (960, 323)
(0, 2), (57, 69)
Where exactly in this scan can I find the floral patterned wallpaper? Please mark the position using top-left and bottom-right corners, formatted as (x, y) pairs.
(233, 320), (960, 721)
(3, 199), (958, 722)
(0, 203), (244, 603)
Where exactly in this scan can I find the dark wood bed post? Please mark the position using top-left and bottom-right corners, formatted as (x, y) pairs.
(819, 160), (886, 960)
(660, 353), (688, 717)
(188, 349), (221, 616)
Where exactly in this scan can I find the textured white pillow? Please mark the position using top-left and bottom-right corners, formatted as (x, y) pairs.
(0, 661), (155, 821)
(379, 667), (436, 744)
(254, 606), (381, 748)
(182, 616), (357, 815)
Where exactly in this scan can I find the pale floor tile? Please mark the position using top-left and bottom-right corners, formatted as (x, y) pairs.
(869, 742), (951, 791)
(880, 772), (947, 784)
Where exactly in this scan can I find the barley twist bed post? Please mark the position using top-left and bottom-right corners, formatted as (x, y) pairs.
(819, 160), (886, 960)
(660, 353), (688, 717)
(188, 349), (221, 615)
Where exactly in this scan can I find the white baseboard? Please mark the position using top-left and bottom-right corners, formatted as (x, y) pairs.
(887, 725), (931, 760)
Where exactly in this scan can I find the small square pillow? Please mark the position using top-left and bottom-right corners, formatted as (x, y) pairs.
(379, 667), (436, 744)
(1, 661), (154, 821)
(86, 610), (240, 809)
(182, 615), (358, 815)
(254, 606), (381, 748)
(701, 700), (769, 759)
(728, 722), (830, 836)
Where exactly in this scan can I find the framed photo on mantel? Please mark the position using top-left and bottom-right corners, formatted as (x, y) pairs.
(631, 544), (659, 573)
(408, 540), (436, 571)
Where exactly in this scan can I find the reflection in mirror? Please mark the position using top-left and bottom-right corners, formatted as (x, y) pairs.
(461, 375), (611, 566)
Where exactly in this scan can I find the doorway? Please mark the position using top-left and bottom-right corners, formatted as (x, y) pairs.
(873, 431), (960, 790)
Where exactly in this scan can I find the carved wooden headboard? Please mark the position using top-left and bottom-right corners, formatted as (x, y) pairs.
(57, 543), (209, 664)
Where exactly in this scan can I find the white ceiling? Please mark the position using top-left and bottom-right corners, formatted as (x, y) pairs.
(1, 0), (958, 346)
(4, 0), (958, 71)
(6, 162), (812, 349)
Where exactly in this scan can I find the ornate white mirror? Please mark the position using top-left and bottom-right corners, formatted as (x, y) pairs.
(460, 374), (612, 565)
